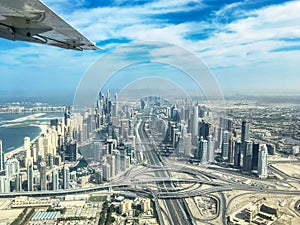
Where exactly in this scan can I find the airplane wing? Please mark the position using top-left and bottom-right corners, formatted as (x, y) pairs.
(0, 0), (99, 50)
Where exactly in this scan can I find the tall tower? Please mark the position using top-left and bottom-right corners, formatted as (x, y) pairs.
(27, 161), (34, 191)
(0, 176), (10, 193)
(114, 93), (118, 116)
(0, 140), (3, 171)
(192, 106), (199, 145)
(207, 135), (215, 163)
(102, 163), (111, 182)
(183, 133), (192, 157)
(40, 162), (47, 191)
(5, 158), (20, 178)
(63, 166), (70, 189)
(252, 143), (259, 170)
(241, 121), (250, 143)
(234, 141), (241, 167)
(258, 144), (268, 178)
(198, 137), (208, 164)
(241, 120), (250, 170)
(52, 170), (59, 191)
(222, 130), (230, 161)
(243, 140), (253, 173)
(15, 173), (22, 192)
(24, 137), (31, 157)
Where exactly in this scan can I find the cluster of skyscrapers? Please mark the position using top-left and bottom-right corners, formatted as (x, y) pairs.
(93, 90), (136, 182)
(0, 95), (274, 193)
(158, 102), (270, 178)
(0, 106), (86, 193)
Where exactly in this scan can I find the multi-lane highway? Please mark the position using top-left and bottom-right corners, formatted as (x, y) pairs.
(137, 119), (194, 225)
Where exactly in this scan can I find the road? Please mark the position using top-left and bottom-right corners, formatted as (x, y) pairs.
(137, 119), (194, 225)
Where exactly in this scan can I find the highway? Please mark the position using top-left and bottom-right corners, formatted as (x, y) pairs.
(137, 119), (194, 225)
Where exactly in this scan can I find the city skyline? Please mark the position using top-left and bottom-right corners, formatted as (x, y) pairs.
(0, 0), (300, 100)
(0, 93), (299, 224)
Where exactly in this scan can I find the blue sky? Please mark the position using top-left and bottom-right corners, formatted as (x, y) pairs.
(0, 0), (300, 103)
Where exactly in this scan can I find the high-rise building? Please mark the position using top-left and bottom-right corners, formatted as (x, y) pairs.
(266, 143), (276, 155)
(241, 121), (250, 143)
(113, 150), (121, 175)
(106, 155), (116, 177)
(198, 137), (208, 164)
(114, 93), (118, 116)
(222, 130), (230, 161)
(243, 140), (253, 173)
(52, 170), (59, 190)
(46, 153), (54, 168)
(258, 144), (268, 178)
(183, 133), (192, 157)
(63, 166), (70, 189)
(94, 170), (103, 184)
(5, 158), (20, 178)
(199, 120), (210, 139)
(207, 135), (215, 163)
(24, 137), (31, 153)
(15, 173), (22, 192)
(102, 163), (111, 182)
(125, 156), (130, 169)
(111, 155), (116, 177)
(192, 106), (199, 145)
(234, 141), (241, 167)
(0, 140), (3, 171)
(40, 162), (47, 191)
(0, 176), (10, 193)
(252, 143), (259, 170)
(27, 161), (34, 191)
(66, 141), (77, 162)
(229, 137), (235, 163)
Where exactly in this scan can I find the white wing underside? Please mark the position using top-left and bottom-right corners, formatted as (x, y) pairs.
(0, 0), (99, 50)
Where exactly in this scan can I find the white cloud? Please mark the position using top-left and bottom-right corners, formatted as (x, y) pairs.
(2, 0), (300, 94)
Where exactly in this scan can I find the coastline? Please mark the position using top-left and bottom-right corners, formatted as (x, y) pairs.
(4, 124), (49, 160)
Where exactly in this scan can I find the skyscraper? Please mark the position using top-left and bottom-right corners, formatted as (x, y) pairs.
(40, 162), (47, 191)
(15, 173), (22, 192)
(207, 135), (215, 163)
(63, 166), (70, 189)
(222, 130), (230, 161)
(192, 106), (199, 145)
(0, 140), (3, 171)
(0, 176), (10, 193)
(24, 136), (31, 157)
(27, 161), (34, 191)
(252, 143), (259, 170)
(241, 121), (250, 144)
(102, 163), (111, 182)
(234, 141), (241, 167)
(183, 133), (192, 157)
(243, 140), (253, 173)
(114, 93), (118, 116)
(52, 170), (59, 191)
(199, 120), (210, 139)
(198, 137), (208, 164)
(258, 144), (268, 178)
(5, 158), (20, 178)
